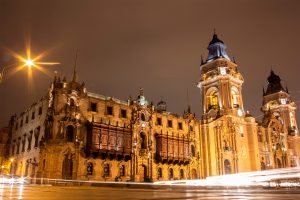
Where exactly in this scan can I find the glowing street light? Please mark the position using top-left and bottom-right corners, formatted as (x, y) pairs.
(0, 47), (60, 84)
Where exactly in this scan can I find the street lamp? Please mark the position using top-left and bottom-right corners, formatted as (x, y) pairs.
(0, 57), (35, 83)
(0, 49), (60, 84)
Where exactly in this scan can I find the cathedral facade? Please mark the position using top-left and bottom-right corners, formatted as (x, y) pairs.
(4, 34), (300, 182)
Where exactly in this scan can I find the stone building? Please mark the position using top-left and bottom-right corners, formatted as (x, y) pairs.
(4, 34), (300, 182)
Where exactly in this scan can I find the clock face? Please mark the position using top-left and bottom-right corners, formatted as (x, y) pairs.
(280, 98), (287, 105)
(220, 67), (226, 75)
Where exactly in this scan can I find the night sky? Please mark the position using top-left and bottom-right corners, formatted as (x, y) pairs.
(0, 0), (300, 127)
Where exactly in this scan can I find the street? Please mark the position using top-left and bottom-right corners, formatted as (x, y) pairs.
(1, 185), (300, 200)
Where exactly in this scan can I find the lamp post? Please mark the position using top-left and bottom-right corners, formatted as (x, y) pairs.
(0, 58), (35, 84)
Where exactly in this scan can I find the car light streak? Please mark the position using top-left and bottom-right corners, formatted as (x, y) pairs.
(154, 167), (300, 187)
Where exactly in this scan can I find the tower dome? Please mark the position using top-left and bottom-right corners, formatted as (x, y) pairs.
(207, 33), (231, 62)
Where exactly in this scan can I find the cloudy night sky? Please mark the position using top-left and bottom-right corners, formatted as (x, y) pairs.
(0, 0), (300, 127)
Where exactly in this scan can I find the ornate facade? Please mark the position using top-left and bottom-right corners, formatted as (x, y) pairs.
(4, 34), (300, 182)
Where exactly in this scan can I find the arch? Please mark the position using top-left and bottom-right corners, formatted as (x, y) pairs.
(87, 162), (93, 175)
(180, 169), (184, 179)
(206, 88), (219, 110)
(139, 165), (147, 182)
(261, 161), (266, 170)
(157, 167), (162, 179)
(104, 163), (110, 176)
(62, 154), (73, 179)
(169, 168), (174, 180)
(141, 113), (146, 121)
(140, 132), (147, 149)
(224, 159), (231, 174)
(277, 158), (282, 168)
(231, 86), (240, 108)
(119, 165), (125, 176)
(191, 168), (197, 179)
(70, 98), (75, 106)
(66, 125), (75, 142)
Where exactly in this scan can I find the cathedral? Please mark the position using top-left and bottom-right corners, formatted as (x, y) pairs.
(3, 34), (300, 182)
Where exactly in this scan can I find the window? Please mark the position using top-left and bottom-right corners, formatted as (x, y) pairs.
(141, 113), (146, 121)
(104, 164), (110, 176)
(180, 169), (184, 179)
(70, 98), (75, 106)
(191, 145), (196, 157)
(15, 122), (18, 130)
(208, 90), (218, 110)
(157, 118), (162, 126)
(34, 128), (40, 147)
(157, 168), (162, 178)
(32, 112), (35, 120)
(90, 102), (97, 112)
(169, 168), (174, 179)
(140, 132), (147, 149)
(27, 132), (33, 151)
(120, 165), (125, 176)
(107, 106), (113, 115)
(87, 162), (93, 175)
(178, 122), (183, 130)
(121, 109), (127, 118)
(231, 88), (240, 108)
(258, 132), (263, 142)
(168, 120), (172, 128)
(66, 125), (75, 142)
(39, 107), (43, 115)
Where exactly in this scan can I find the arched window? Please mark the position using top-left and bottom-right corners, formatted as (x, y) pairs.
(120, 165), (125, 176)
(180, 169), (184, 179)
(87, 162), (93, 175)
(70, 98), (75, 106)
(157, 168), (162, 178)
(224, 159), (231, 174)
(104, 163), (110, 176)
(140, 132), (147, 149)
(191, 145), (196, 157)
(208, 90), (218, 110)
(66, 125), (75, 142)
(141, 113), (146, 121)
(169, 168), (174, 179)
(231, 87), (240, 108)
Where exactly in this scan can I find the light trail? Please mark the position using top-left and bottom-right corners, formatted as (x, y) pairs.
(154, 167), (300, 187)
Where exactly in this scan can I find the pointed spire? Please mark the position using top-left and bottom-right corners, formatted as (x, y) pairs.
(286, 85), (289, 93)
(72, 49), (79, 82)
(263, 87), (265, 96)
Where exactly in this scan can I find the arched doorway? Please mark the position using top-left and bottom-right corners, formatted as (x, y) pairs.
(66, 125), (75, 142)
(62, 154), (73, 179)
(261, 161), (266, 170)
(139, 165), (147, 182)
(224, 159), (231, 174)
(277, 158), (282, 168)
(191, 169), (197, 179)
(169, 168), (174, 180)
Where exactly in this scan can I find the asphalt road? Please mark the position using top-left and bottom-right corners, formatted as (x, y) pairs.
(1, 185), (300, 200)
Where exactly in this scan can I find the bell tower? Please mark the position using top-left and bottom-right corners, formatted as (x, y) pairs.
(197, 33), (245, 120)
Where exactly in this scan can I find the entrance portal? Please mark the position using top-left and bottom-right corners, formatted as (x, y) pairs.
(139, 165), (147, 182)
(62, 154), (73, 179)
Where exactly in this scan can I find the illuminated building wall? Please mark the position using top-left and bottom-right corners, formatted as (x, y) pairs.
(4, 34), (300, 182)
